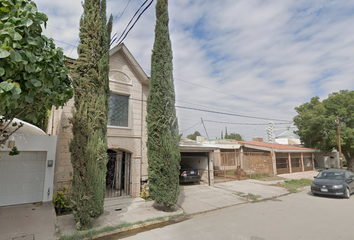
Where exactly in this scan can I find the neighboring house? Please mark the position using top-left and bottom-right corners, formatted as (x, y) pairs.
(314, 150), (341, 169)
(49, 43), (149, 198)
(0, 119), (57, 207)
(238, 140), (317, 175)
(275, 129), (301, 145)
(198, 138), (318, 176)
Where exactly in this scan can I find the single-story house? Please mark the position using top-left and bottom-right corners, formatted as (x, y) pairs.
(198, 137), (318, 176)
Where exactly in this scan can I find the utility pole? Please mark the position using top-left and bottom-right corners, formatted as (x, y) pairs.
(201, 118), (210, 140)
(336, 116), (343, 169)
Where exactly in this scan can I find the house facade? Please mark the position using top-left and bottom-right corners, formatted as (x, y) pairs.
(199, 138), (317, 177)
(50, 43), (149, 198)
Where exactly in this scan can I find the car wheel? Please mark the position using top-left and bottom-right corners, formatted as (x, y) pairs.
(312, 192), (318, 196)
(344, 187), (350, 199)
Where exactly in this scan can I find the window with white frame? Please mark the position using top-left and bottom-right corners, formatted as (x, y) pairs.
(108, 93), (129, 127)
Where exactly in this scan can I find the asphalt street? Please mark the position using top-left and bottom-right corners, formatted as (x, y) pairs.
(115, 187), (354, 240)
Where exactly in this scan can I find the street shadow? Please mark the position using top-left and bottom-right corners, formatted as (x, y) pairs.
(152, 202), (180, 212)
(306, 191), (347, 199)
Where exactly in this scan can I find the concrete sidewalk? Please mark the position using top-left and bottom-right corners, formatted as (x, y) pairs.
(56, 179), (288, 238)
(1, 172), (316, 240)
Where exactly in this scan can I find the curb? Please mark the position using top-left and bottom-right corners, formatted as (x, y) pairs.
(63, 209), (185, 240)
(90, 218), (170, 240)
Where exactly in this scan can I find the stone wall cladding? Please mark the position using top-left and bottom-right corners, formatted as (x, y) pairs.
(54, 47), (149, 198)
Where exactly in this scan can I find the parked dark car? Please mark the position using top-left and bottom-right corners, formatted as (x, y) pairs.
(179, 164), (200, 183)
(311, 169), (354, 198)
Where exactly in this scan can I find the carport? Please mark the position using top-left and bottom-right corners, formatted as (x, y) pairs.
(179, 138), (218, 186)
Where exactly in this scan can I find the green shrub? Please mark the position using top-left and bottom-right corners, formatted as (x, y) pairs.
(53, 186), (71, 215)
(140, 183), (149, 200)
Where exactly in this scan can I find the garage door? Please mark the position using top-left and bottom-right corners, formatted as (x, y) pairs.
(0, 152), (46, 207)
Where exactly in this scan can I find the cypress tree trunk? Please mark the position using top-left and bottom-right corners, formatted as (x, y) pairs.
(70, 0), (112, 230)
(146, 0), (181, 209)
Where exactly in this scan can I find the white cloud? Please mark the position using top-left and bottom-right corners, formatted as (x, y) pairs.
(35, 0), (354, 141)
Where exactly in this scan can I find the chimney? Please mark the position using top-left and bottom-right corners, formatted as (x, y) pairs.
(252, 137), (263, 142)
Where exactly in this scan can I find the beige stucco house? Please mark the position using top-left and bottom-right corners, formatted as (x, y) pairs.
(48, 43), (149, 198)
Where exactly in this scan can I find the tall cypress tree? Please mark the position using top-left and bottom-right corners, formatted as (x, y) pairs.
(69, 0), (112, 230)
(146, 0), (180, 209)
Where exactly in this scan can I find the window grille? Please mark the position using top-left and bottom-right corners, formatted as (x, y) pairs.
(108, 94), (129, 127)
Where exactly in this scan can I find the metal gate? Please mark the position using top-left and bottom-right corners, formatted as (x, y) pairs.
(106, 152), (131, 198)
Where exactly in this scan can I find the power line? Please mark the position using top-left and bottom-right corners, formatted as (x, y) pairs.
(55, 1), (133, 58)
(68, 38), (79, 57)
(47, 25), (77, 35)
(174, 76), (294, 114)
(201, 118), (210, 140)
(67, 87), (294, 123)
(53, 39), (77, 48)
(203, 120), (270, 125)
(180, 121), (201, 133)
(73, 56), (294, 115)
(77, 0), (154, 79)
(176, 99), (265, 119)
(176, 105), (292, 122)
(112, 0), (132, 24)
(53, 40), (295, 118)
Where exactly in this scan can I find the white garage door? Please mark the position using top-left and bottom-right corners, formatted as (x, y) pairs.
(0, 151), (46, 207)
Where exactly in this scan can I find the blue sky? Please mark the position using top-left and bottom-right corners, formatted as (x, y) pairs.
(36, 0), (354, 141)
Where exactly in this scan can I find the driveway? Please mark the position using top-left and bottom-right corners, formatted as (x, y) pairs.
(278, 170), (319, 180)
(0, 202), (56, 240)
(178, 179), (288, 214)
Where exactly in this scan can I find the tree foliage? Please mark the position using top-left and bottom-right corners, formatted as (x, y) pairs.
(69, 0), (112, 230)
(293, 90), (354, 171)
(221, 127), (243, 140)
(226, 132), (244, 141)
(146, 0), (180, 209)
(0, 0), (72, 145)
(186, 131), (201, 141)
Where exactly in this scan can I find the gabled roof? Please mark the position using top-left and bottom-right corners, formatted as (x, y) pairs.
(237, 141), (317, 153)
(109, 43), (149, 85)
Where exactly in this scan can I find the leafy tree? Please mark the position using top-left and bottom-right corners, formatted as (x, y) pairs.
(186, 131), (201, 141)
(146, 0), (180, 210)
(0, 0), (72, 147)
(227, 133), (244, 141)
(21, 106), (50, 131)
(69, 0), (112, 230)
(293, 90), (354, 171)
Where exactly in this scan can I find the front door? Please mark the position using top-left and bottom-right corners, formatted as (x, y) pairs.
(106, 150), (131, 198)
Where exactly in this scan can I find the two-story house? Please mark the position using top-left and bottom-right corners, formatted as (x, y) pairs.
(50, 43), (149, 198)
